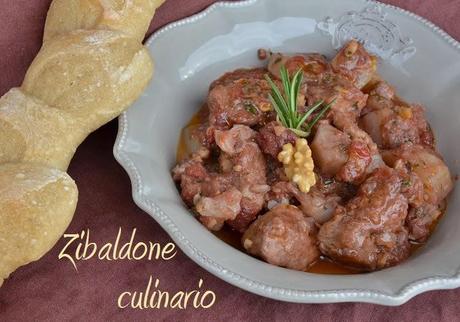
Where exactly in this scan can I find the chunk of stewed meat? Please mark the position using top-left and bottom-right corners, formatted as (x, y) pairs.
(256, 121), (297, 158)
(411, 104), (435, 148)
(371, 81), (395, 100)
(361, 81), (396, 115)
(393, 159), (425, 207)
(265, 181), (341, 224)
(172, 153), (239, 231)
(311, 122), (351, 176)
(242, 204), (320, 270)
(315, 176), (358, 202)
(381, 107), (419, 149)
(173, 125), (269, 232)
(265, 181), (295, 208)
(336, 140), (372, 184)
(331, 40), (377, 89)
(208, 72), (272, 129)
(337, 124), (384, 184)
(307, 75), (368, 129)
(265, 156), (287, 185)
(172, 154), (209, 205)
(196, 188), (243, 231)
(382, 144), (453, 205)
(311, 122), (383, 184)
(294, 187), (341, 224)
(406, 203), (443, 242)
(360, 104), (434, 149)
(318, 167), (411, 270)
(359, 107), (393, 146)
(268, 53), (332, 84)
(381, 108), (421, 148)
(215, 124), (256, 154)
(363, 94), (394, 115)
(215, 125), (270, 232)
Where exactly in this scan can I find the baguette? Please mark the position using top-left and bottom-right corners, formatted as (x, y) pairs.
(0, 163), (78, 287)
(0, 0), (164, 286)
(23, 30), (153, 132)
(44, 0), (164, 42)
(0, 88), (88, 170)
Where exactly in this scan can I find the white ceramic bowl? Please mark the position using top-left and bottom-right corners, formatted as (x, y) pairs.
(114, 0), (460, 305)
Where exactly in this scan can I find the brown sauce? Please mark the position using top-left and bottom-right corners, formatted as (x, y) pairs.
(176, 110), (442, 275)
(176, 111), (203, 162)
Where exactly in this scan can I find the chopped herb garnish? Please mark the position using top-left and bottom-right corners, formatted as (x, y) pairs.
(323, 178), (334, 185)
(265, 66), (334, 137)
(323, 73), (333, 83)
(244, 102), (258, 115)
(402, 179), (412, 187)
(339, 143), (349, 153)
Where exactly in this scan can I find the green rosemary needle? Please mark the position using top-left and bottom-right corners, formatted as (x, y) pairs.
(265, 66), (334, 137)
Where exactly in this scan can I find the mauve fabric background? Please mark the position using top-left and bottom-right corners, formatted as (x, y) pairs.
(0, 0), (459, 320)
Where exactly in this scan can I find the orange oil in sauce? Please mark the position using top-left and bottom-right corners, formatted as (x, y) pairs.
(176, 111), (439, 275)
(176, 111), (204, 162)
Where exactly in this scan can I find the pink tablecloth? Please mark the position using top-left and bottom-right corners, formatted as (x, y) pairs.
(0, 0), (459, 321)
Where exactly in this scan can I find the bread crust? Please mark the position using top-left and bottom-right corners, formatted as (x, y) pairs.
(23, 30), (153, 131)
(0, 163), (78, 286)
(44, 0), (165, 42)
(0, 88), (88, 170)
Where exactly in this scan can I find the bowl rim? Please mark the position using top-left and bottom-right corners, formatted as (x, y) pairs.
(114, 0), (460, 305)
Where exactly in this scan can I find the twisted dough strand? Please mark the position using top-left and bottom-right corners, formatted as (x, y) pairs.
(0, 0), (164, 286)
(44, 0), (164, 42)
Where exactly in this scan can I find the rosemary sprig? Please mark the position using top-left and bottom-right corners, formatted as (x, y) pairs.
(265, 66), (334, 137)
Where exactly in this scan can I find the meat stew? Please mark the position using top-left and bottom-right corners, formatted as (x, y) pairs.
(172, 40), (454, 273)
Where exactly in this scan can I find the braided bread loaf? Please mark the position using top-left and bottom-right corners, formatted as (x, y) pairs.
(0, 0), (164, 287)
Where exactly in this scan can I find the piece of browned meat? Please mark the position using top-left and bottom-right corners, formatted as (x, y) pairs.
(307, 75), (368, 130)
(266, 181), (341, 224)
(392, 159), (425, 208)
(265, 181), (294, 208)
(382, 144), (453, 242)
(215, 125), (270, 232)
(336, 138), (372, 184)
(264, 155), (288, 185)
(267, 53), (332, 84)
(318, 167), (411, 270)
(311, 121), (351, 176)
(197, 188), (243, 231)
(371, 81), (395, 100)
(315, 176), (358, 202)
(311, 122), (384, 184)
(208, 70), (273, 129)
(361, 80), (395, 111)
(382, 144), (453, 205)
(360, 103), (434, 149)
(242, 204), (320, 270)
(172, 153), (227, 206)
(256, 121), (297, 158)
(406, 203), (443, 242)
(360, 81), (434, 149)
(294, 188), (341, 225)
(173, 125), (269, 232)
(337, 124), (384, 184)
(331, 39), (377, 89)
